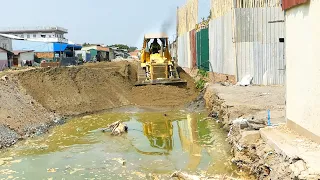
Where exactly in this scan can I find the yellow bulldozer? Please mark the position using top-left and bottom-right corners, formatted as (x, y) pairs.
(135, 33), (186, 86)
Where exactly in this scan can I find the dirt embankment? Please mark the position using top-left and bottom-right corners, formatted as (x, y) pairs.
(203, 84), (293, 179)
(0, 61), (199, 149)
(17, 61), (198, 115)
(0, 76), (61, 149)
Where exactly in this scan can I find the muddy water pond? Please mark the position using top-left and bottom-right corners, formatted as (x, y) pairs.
(0, 108), (243, 179)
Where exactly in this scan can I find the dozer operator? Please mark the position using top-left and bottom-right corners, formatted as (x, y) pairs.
(150, 38), (161, 54)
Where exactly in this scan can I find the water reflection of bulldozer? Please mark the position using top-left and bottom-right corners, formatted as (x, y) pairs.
(142, 120), (173, 152)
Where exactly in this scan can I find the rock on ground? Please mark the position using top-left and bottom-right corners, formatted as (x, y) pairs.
(239, 131), (261, 146)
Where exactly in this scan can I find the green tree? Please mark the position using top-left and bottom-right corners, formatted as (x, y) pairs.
(128, 46), (138, 52)
(82, 42), (91, 46)
(109, 44), (129, 50)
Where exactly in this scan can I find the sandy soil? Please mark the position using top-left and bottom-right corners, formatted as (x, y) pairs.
(0, 61), (199, 149)
(17, 61), (198, 115)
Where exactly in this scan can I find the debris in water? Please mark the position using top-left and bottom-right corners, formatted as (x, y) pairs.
(102, 121), (128, 135)
(69, 168), (85, 175)
(47, 168), (57, 173)
(170, 171), (202, 180)
(113, 158), (126, 166)
(0, 157), (13, 161)
(0, 169), (16, 175)
(170, 171), (240, 180)
(132, 171), (146, 178)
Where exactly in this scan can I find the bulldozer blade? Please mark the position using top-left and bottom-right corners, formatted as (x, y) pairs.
(134, 79), (187, 86)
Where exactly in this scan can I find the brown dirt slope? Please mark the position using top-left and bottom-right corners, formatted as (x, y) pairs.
(0, 76), (57, 148)
(0, 77), (54, 135)
(17, 61), (198, 116)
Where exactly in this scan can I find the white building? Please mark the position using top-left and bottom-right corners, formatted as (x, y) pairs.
(285, 0), (320, 143)
(0, 26), (68, 43)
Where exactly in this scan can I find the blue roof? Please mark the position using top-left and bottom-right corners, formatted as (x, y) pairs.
(53, 43), (82, 51)
(12, 40), (82, 52)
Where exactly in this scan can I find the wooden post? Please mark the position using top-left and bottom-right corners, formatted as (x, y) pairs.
(232, 0), (239, 82)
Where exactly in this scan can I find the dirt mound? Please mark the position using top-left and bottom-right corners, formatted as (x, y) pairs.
(17, 61), (198, 116)
(17, 61), (135, 115)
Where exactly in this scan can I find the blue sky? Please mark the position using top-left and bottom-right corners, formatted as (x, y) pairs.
(1, 0), (210, 47)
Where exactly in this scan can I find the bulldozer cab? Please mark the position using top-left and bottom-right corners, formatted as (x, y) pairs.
(141, 34), (171, 63)
(136, 33), (187, 86)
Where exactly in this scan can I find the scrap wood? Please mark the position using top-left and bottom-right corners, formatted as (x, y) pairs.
(102, 121), (128, 135)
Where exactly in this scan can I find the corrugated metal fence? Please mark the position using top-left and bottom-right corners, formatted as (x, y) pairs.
(208, 6), (285, 85)
(177, 28), (209, 71)
(209, 11), (235, 75)
(196, 28), (210, 71)
(234, 7), (285, 85)
(177, 33), (189, 68)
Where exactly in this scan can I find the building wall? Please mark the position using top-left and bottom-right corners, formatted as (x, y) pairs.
(18, 52), (34, 65)
(286, 0), (320, 142)
(0, 36), (12, 51)
(0, 52), (8, 70)
(10, 32), (65, 39)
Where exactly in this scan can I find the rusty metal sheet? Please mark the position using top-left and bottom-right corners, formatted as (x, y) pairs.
(189, 29), (197, 68)
(282, 0), (309, 10)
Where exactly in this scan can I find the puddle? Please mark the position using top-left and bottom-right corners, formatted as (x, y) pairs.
(0, 109), (243, 179)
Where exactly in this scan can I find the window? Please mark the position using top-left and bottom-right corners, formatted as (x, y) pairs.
(49, 35), (51, 38)
(27, 35), (30, 38)
(33, 34), (36, 38)
(20, 34), (24, 38)
(41, 35), (46, 38)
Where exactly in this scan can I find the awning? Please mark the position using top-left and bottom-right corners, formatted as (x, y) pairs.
(53, 43), (82, 51)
